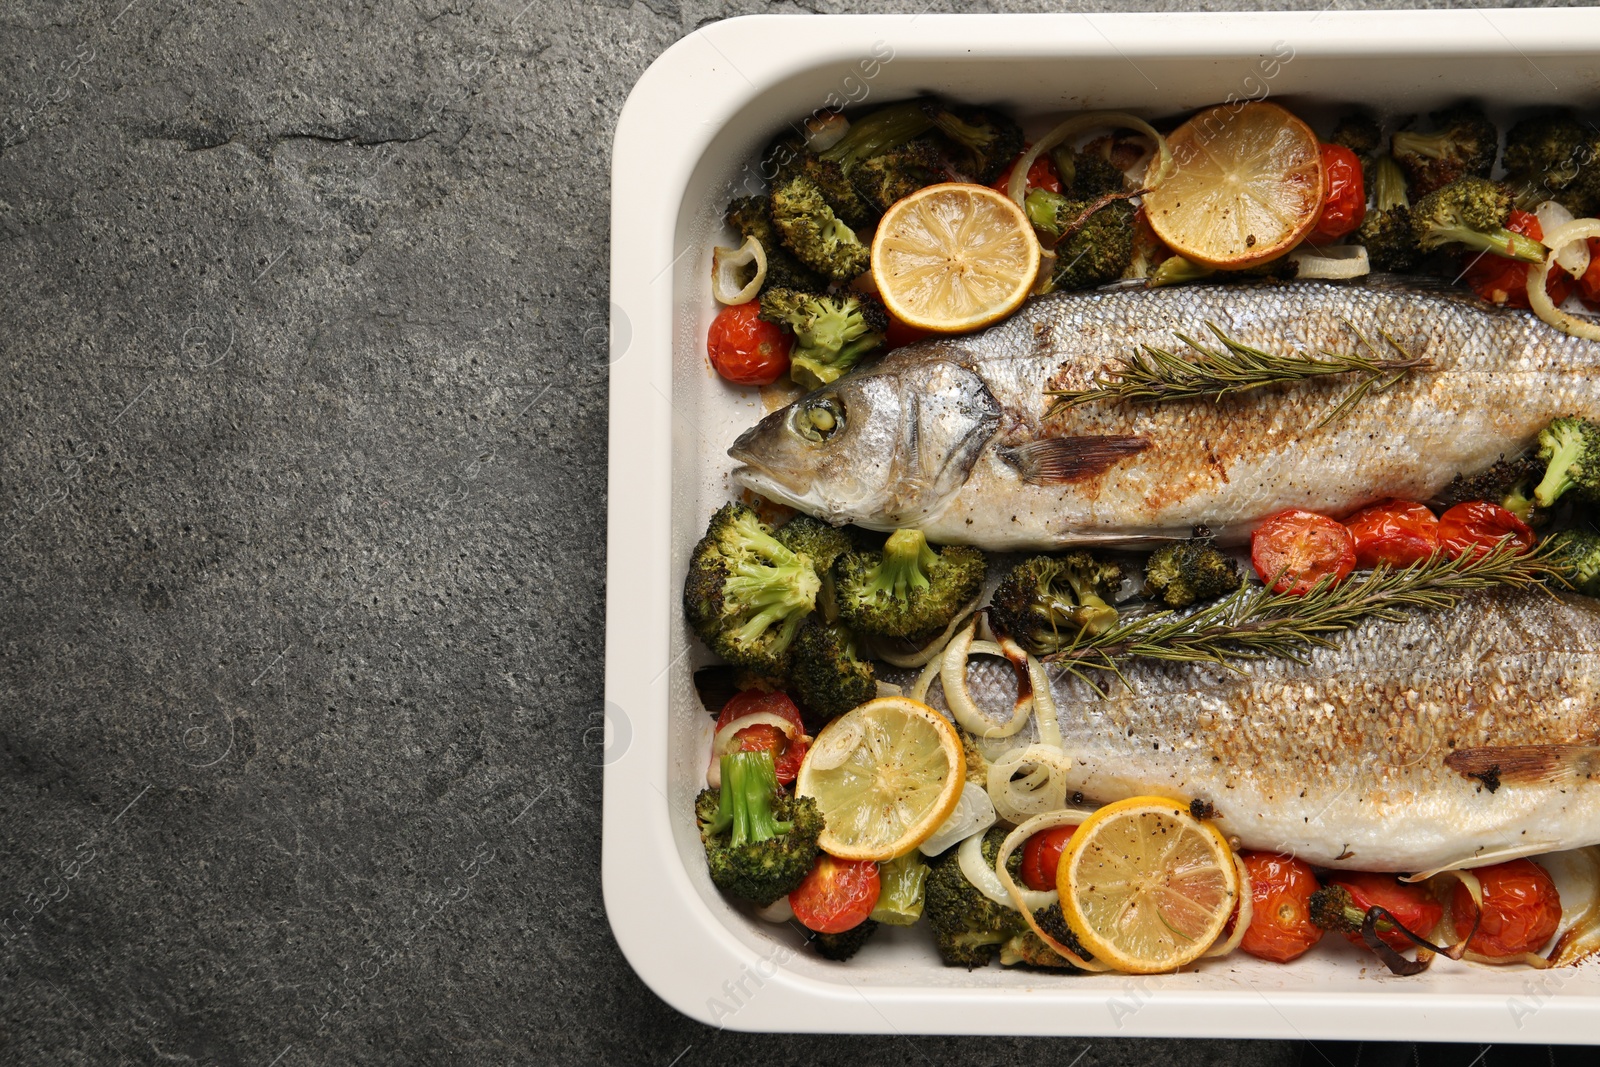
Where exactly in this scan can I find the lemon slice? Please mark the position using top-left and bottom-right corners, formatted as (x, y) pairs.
(870, 183), (1040, 334)
(1056, 795), (1239, 974)
(795, 696), (965, 861)
(1143, 101), (1324, 269)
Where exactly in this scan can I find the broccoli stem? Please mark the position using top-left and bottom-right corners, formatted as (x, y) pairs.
(1373, 155), (1409, 212)
(1535, 424), (1587, 507)
(870, 529), (938, 599)
(1443, 225), (1547, 264)
(820, 102), (935, 169)
(716, 751), (793, 848)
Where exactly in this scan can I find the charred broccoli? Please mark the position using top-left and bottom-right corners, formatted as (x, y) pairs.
(1026, 191), (1136, 290)
(695, 749), (824, 906)
(797, 154), (878, 229)
(790, 618), (877, 721)
(758, 287), (888, 390)
(1330, 111), (1383, 158)
(1358, 155), (1420, 272)
(848, 136), (946, 212)
(724, 195), (826, 293)
(807, 920), (879, 961)
(683, 503), (821, 677)
(1433, 452), (1542, 514)
(1391, 105), (1498, 197)
(835, 530), (986, 640)
(1410, 177), (1547, 264)
(820, 100), (937, 171)
(987, 552), (1124, 656)
(924, 101), (1024, 184)
(1534, 416), (1600, 508)
(924, 828), (1028, 968)
(770, 172), (872, 283)
(777, 514), (853, 622)
(1143, 539), (1242, 608)
(1549, 529), (1600, 597)
(1050, 147), (1126, 200)
(1503, 111), (1592, 212)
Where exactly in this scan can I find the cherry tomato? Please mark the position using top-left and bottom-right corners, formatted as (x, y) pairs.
(1437, 500), (1536, 561)
(715, 690), (808, 785)
(789, 853), (881, 934)
(1324, 871), (1445, 953)
(885, 313), (936, 350)
(1344, 499), (1441, 569)
(1451, 859), (1562, 958)
(1020, 825), (1078, 892)
(1251, 509), (1357, 595)
(1578, 237), (1600, 308)
(1308, 143), (1366, 243)
(990, 149), (1061, 195)
(707, 301), (792, 386)
(1237, 852), (1324, 964)
(1464, 210), (1574, 309)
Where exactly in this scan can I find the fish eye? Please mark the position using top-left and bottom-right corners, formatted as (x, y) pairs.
(794, 395), (844, 442)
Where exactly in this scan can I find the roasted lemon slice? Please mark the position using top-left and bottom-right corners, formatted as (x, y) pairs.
(870, 183), (1040, 334)
(1057, 795), (1239, 973)
(795, 696), (965, 861)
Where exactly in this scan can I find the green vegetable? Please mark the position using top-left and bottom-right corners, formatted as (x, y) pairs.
(848, 136), (946, 213)
(1549, 529), (1600, 597)
(724, 195), (826, 293)
(1434, 452), (1542, 514)
(1409, 177), (1547, 264)
(1025, 190), (1136, 291)
(1390, 105), (1498, 197)
(758, 287), (888, 391)
(695, 749), (824, 906)
(835, 529), (986, 640)
(819, 100), (936, 171)
(870, 852), (930, 926)
(769, 172), (872, 284)
(1329, 111), (1383, 158)
(1503, 111), (1593, 213)
(797, 154), (878, 230)
(1143, 540), (1243, 609)
(776, 514), (854, 622)
(1534, 416), (1600, 508)
(923, 828), (1028, 968)
(1357, 155), (1419, 272)
(683, 503), (820, 678)
(987, 552), (1124, 656)
(808, 920), (879, 961)
(789, 618), (877, 721)
(1050, 147), (1125, 200)
(924, 101), (1024, 184)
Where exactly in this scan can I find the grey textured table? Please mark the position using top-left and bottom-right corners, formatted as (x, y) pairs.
(0, 1), (1564, 1064)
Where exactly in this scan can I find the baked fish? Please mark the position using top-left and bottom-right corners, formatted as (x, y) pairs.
(730, 280), (1600, 548)
(949, 588), (1600, 872)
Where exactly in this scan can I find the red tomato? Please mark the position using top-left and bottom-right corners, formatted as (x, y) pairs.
(1020, 825), (1078, 892)
(1451, 859), (1562, 958)
(885, 313), (936, 350)
(1237, 852), (1324, 964)
(1251, 509), (1357, 595)
(990, 149), (1061, 195)
(1464, 210), (1573, 309)
(1308, 143), (1366, 243)
(715, 690), (808, 785)
(1437, 500), (1536, 561)
(789, 854), (881, 934)
(1579, 237), (1600, 308)
(707, 301), (792, 386)
(1324, 872), (1444, 953)
(1344, 499), (1441, 569)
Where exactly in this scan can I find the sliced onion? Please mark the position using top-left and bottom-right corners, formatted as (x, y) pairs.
(874, 680), (903, 698)
(707, 711), (807, 787)
(1202, 852), (1254, 959)
(1547, 846), (1600, 967)
(1528, 219), (1600, 341)
(987, 744), (1074, 824)
(996, 811), (1109, 970)
(1425, 868), (1490, 963)
(711, 235), (767, 305)
(1023, 650), (1061, 750)
(803, 112), (849, 153)
(1006, 111), (1172, 208)
(920, 781), (997, 857)
(755, 895), (795, 924)
(941, 621), (1032, 739)
(1289, 243), (1369, 280)
(868, 601), (979, 668)
(909, 650), (945, 703)
(958, 830), (1054, 910)
(1536, 200), (1590, 277)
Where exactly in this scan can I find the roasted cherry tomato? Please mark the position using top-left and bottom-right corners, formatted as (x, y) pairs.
(991, 149), (1061, 195)
(707, 301), (792, 386)
(1324, 871), (1445, 953)
(1308, 143), (1367, 243)
(1464, 210), (1574, 309)
(1451, 859), (1562, 958)
(885, 313), (936, 350)
(1344, 499), (1441, 569)
(1020, 825), (1078, 892)
(1251, 509), (1357, 595)
(1237, 852), (1324, 964)
(715, 690), (808, 785)
(1579, 237), (1600, 308)
(1438, 500), (1536, 561)
(789, 853), (881, 934)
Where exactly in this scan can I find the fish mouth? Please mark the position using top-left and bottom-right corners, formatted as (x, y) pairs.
(728, 463), (808, 510)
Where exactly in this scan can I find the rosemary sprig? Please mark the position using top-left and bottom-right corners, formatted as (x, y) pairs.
(1044, 321), (1431, 429)
(1042, 540), (1569, 692)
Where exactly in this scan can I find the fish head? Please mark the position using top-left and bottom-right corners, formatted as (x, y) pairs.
(728, 359), (1000, 528)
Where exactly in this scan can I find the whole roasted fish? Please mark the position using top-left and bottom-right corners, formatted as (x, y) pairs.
(730, 280), (1600, 548)
(949, 588), (1600, 872)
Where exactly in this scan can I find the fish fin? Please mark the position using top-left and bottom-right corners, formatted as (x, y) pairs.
(1403, 841), (1568, 882)
(1443, 744), (1600, 791)
(998, 435), (1149, 485)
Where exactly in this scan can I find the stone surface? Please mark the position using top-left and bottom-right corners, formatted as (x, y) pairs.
(0, 1), (1568, 1064)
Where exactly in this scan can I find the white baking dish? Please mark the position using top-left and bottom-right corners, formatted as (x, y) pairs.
(604, 9), (1600, 1040)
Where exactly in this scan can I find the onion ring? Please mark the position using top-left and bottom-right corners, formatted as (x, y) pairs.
(941, 622), (1033, 739)
(987, 744), (1074, 824)
(1202, 852), (1254, 958)
(1006, 111), (1172, 209)
(996, 810), (1109, 970)
(868, 601), (979, 668)
(1528, 218), (1600, 342)
(711, 235), (767, 305)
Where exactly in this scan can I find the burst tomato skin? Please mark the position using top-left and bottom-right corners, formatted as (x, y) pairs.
(1437, 501), (1536, 561)
(715, 690), (808, 785)
(1344, 499), (1441, 569)
(1251, 509), (1357, 594)
(1309, 144), (1367, 243)
(1465, 211), (1574, 309)
(1325, 871), (1444, 953)
(707, 301), (792, 386)
(1579, 237), (1600, 308)
(991, 150), (1061, 195)
(1238, 852), (1324, 964)
(1451, 859), (1562, 958)
(1020, 825), (1078, 892)
(789, 854), (881, 934)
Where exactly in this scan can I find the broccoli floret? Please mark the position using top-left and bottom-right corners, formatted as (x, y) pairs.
(790, 618), (877, 721)
(1549, 529), (1600, 597)
(777, 514), (853, 622)
(808, 920), (879, 961)
(758, 287), (888, 391)
(924, 101), (1024, 184)
(1434, 452), (1543, 513)
(769, 172), (872, 284)
(695, 749), (824, 906)
(797, 155), (878, 230)
(835, 529), (986, 640)
(1534, 417), (1600, 508)
(870, 852), (930, 927)
(724, 196), (826, 294)
(820, 100), (937, 170)
(987, 553), (1124, 656)
(1143, 539), (1243, 608)
(1330, 111), (1383, 158)
(683, 503), (821, 678)
(1050, 147), (1126, 200)
(924, 828), (1028, 968)
(1026, 191), (1136, 291)
(1504, 112), (1589, 200)
(1391, 105), (1498, 197)
(1410, 177), (1547, 264)
(849, 136), (946, 213)
(1357, 155), (1419, 272)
